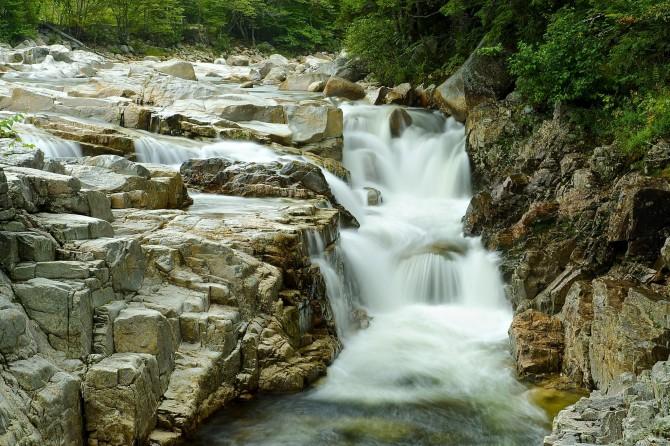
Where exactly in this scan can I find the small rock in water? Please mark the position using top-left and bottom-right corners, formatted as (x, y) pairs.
(388, 107), (412, 138)
(364, 187), (382, 205)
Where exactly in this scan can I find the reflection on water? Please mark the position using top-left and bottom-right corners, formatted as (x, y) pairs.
(189, 389), (548, 446)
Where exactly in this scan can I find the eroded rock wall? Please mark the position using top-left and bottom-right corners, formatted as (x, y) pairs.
(0, 152), (343, 446)
(462, 95), (670, 444)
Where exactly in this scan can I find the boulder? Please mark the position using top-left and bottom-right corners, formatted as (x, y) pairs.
(415, 84), (436, 107)
(388, 107), (412, 137)
(307, 80), (326, 92)
(263, 66), (288, 83)
(279, 73), (330, 91)
(0, 88), (55, 113)
(509, 309), (564, 378)
(385, 83), (414, 105)
(364, 187), (382, 206)
(83, 353), (161, 446)
(227, 55), (250, 66)
(435, 73), (466, 122)
(156, 60), (197, 81)
(366, 86), (389, 105)
(329, 52), (367, 82)
(286, 104), (343, 146)
(323, 77), (365, 100)
(204, 94), (286, 123)
(435, 41), (513, 122)
(268, 54), (289, 66)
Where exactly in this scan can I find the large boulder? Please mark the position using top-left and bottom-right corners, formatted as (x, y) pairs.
(83, 353), (161, 446)
(156, 60), (197, 81)
(435, 42), (513, 122)
(279, 73), (330, 91)
(509, 309), (564, 378)
(286, 104), (343, 146)
(388, 107), (412, 137)
(323, 77), (365, 100)
(384, 83), (414, 105)
(180, 158), (331, 200)
(227, 55), (250, 66)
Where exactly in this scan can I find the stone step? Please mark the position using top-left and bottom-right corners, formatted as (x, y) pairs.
(32, 213), (114, 242)
(10, 260), (108, 282)
(0, 230), (57, 269)
(154, 343), (241, 437)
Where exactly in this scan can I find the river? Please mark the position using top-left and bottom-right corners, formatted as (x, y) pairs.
(188, 104), (554, 445)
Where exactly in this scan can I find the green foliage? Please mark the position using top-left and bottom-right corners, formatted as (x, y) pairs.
(0, 114), (22, 139)
(6, 0), (337, 52)
(0, 114), (35, 153)
(475, 43), (503, 57)
(344, 18), (406, 85)
(509, 8), (609, 105)
(614, 90), (670, 156)
(0, 0), (39, 43)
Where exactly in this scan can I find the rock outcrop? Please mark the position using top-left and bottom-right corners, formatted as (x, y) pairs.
(462, 91), (670, 443)
(0, 144), (345, 445)
(0, 42), (357, 444)
(545, 360), (670, 445)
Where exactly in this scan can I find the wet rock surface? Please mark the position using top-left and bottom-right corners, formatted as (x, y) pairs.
(464, 95), (670, 444)
(0, 42), (362, 446)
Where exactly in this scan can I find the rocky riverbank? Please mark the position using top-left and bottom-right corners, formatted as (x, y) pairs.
(0, 40), (369, 446)
(2, 35), (669, 446)
(442, 52), (670, 444)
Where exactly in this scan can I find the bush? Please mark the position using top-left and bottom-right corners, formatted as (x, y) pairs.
(614, 90), (670, 156)
(0, 0), (39, 43)
(509, 8), (609, 106)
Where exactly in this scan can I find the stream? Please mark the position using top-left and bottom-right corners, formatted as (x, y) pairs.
(188, 105), (559, 445)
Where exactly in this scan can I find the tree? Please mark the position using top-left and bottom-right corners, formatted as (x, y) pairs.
(0, 0), (39, 43)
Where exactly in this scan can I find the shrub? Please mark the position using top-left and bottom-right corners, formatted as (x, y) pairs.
(509, 8), (609, 106)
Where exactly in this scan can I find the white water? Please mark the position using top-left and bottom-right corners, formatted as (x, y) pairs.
(134, 134), (281, 166)
(15, 124), (83, 158)
(311, 105), (544, 422)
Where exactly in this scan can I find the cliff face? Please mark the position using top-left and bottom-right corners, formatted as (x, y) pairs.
(462, 95), (670, 444)
(0, 150), (343, 446)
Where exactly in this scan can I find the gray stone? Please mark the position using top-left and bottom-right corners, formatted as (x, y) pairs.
(74, 237), (145, 292)
(113, 307), (175, 389)
(83, 353), (160, 446)
(156, 59), (196, 81)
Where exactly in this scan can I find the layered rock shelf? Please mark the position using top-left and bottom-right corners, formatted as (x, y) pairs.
(454, 71), (670, 443)
(0, 43), (354, 446)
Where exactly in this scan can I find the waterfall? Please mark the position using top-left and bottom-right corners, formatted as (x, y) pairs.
(309, 104), (544, 428)
(134, 134), (281, 165)
(16, 125), (83, 158)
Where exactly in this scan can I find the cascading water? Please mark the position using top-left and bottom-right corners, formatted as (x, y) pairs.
(15, 124), (83, 158)
(134, 134), (281, 166)
(190, 104), (551, 445)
